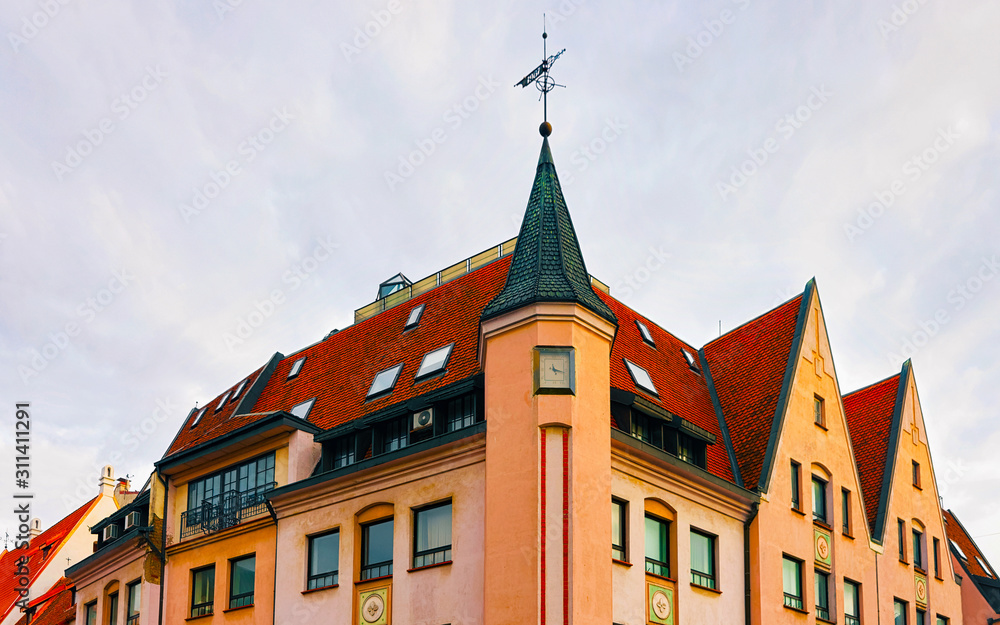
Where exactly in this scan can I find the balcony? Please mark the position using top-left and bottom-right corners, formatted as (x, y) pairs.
(180, 482), (276, 539)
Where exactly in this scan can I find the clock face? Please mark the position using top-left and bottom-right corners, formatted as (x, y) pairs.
(535, 348), (574, 394)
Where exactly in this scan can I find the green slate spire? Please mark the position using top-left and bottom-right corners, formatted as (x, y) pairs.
(482, 136), (617, 324)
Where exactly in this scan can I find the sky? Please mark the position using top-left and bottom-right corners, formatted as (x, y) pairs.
(1, 0), (998, 568)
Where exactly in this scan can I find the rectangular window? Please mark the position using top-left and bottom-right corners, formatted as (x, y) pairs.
(85, 602), (97, 625)
(361, 518), (393, 580)
(895, 599), (908, 625)
(612, 499), (627, 561)
(933, 537), (941, 578)
(916, 609), (926, 625)
(690, 529), (717, 589)
(126, 580), (141, 625)
(842, 488), (851, 534)
(332, 434), (356, 469)
(844, 579), (861, 625)
(379, 416), (408, 454)
(107, 593), (119, 625)
(676, 433), (707, 469)
(791, 461), (802, 511)
(936, 616), (949, 625)
(912, 461), (921, 488)
(191, 566), (215, 618)
(413, 502), (452, 568)
(229, 555), (255, 609)
(307, 530), (339, 590)
(898, 519), (907, 562)
(812, 476), (828, 523)
(185, 453), (275, 527)
(815, 570), (831, 621)
(644, 514), (670, 578)
(782, 556), (803, 610)
(446, 394), (477, 432)
(814, 395), (825, 427)
(913, 529), (924, 570)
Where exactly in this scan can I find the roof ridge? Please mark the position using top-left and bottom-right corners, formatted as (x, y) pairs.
(843, 366), (906, 398)
(703, 285), (809, 349)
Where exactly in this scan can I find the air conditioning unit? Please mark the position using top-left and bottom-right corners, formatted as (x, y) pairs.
(124, 511), (141, 530)
(103, 525), (119, 542)
(412, 407), (434, 432)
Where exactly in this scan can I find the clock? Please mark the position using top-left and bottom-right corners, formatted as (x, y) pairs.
(534, 347), (575, 395)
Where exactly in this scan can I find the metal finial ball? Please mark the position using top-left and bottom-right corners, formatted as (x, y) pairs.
(539, 121), (552, 137)
(542, 32), (547, 39)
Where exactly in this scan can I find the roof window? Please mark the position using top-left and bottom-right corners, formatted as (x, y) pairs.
(635, 320), (655, 346)
(290, 398), (316, 419)
(191, 408), (207, 428)
(367, 363), (404, 399)
(416, 344), (454, 380)
(231, 378), (248, 400)
(405, 304), (425, 330)
(951, 539), (967, 560)
(682, 349), (701, 373)
(288, 357), (306, 379)
(215, 392), (230, 412)
(624, 359), (658, 396)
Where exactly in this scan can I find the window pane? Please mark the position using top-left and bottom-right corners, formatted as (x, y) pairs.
(916, 610), (926, 625)
(645, 516), (667, 562)
(913, 530), (923, 568)
(309, 532), (339, 577)
(191, 567), (214, 617)
(611, 501), (624, 555)
(108, 593), (118, 625)
(816, 571), (829, 612)
(415, 503), (452, 553)
(844, 581), (859, 617)
(791, 463), (800, 509)
(230, 556), (255, 608)
(364, 519), (394, 566)
(895, 600), (907, 625)
(690, 531), (713, 575)
(86, 604), (97, 625)
(812, 477), (827, 521)
(782, 558), (801, 596)
(127, 582), (140, 617)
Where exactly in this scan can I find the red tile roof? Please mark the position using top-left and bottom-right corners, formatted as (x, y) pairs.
(702, 294), (804, 490)
(843, 373), (901, 536)
(166, 367), (265, 455)
(15, 578), (74, 625)
(597, 291), (735, 483)
(1, 497), (99, 621)
(944, 509), (997, 579)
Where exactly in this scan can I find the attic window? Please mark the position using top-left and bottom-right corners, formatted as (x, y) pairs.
(367, 363), (404, 399)
(288, 357), (306, 380)
(231, 378), (248, 400)
(215, 392), (230, 412)
(635, 320), (655, 346)
(290, 398), (316, 419)
(682, 349), (701, 373)
(624, 359), (658, 396)
(951, 539), (967, 560)
(416, 343), (454, 380)
(191, 408), (206, 428)
(405, 304), (425, 330)
(976, 556), (991, 576)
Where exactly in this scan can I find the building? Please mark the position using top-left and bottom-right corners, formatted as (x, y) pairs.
(943, 510), (1000, 624)
(55, 130), (977, 624)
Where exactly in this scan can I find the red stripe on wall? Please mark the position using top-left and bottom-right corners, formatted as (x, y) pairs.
(562, 429), (569, 624)
(540, 427), (546, 625)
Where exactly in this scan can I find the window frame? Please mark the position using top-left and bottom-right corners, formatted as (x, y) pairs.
(612, 498), (628, 562)
(898, 519), (908, 563)
(414, 343), (454, 381)
(307, 529), (340, 590)
(85, 601), (98, 625)
(412, 501), (453, 569)
(814, 395), (826, 428)
(895, 598), (909, 625)
(912, 460), (922, 488)
(782, 555), (804, 610)
(815, 569), (831, 621)
(624, 359), (658, 397)
(367, 363), (404, 399)
(190, 565), (215, 618)
(228, 554), (255, 610)
(841, 488), (852, 535)
(125, 579), (141, 625)
(635, 320), (656, 347)
(791, 461), (802, 512)
(644, 513), (671, 579)
(404, 304), (424, 330)
(106, 592), (119, 625)
(844, 578), (861, 625)
(913, 527), (925, 570)
(812, 475), (829, 524)
(360, 517), (394, 581)
(916, 608), (927, 625)
(287, 357), (306, 379)
(690, 528), (717, 590)
(933, 537), (941, 579)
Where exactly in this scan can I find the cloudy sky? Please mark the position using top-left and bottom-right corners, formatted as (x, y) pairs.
(1, 1), (997, 565)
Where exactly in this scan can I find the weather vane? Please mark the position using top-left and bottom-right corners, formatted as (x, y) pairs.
(515, 15), (565, 136)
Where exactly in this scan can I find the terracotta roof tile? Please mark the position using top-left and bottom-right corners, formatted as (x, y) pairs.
(15, 579), (74, 625)
(944, 509), (997, 579)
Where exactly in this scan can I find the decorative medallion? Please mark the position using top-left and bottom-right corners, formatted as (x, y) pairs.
(814, 527), (832, 567)
(357, 586), (390, 625)
(647, 582), (674, 625)
(915, 572), (928, 606)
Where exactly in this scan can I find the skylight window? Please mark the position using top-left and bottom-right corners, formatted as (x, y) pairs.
(405, 304), (425, 330)
(624, 359), (658, 396)
(635, 320), (655, 346)
(231, 378), (248, 400)
(416, 343), (454, 380)
(288, 357), (306, 379)
(976, 556), (992, 576)
(190, 408), (207, 428)
(951, 539), (967, 560)
(290, 398), (316, 419)
(215, 392), (230, 412)
(682, 349), (701, 373)
(367, 363), (404, 399)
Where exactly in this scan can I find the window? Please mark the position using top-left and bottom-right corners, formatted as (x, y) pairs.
(612, 499), (627, 561)
(676, 433), (707, 468)
(229, 555), (255, 609)
(690, 529), (717, 589)
(895, 599), (908, 625)
(415, 344), (454, 380)
(916, 609), (926, 625)
(191, 408), (206, 428)
(183, 453), (275, 536)
(413, 502), (452, 568)
(405, 304), (424, 329)
(624, 359), (658, 396)
(644, 514), (670, 578)
(107, 592), (119, 625)
(814, 395), (825, 427)
(913, 528), (924, 570)
(288, 357), (306, 379)
(950, 539), (966, 560)
(446, 394), (477, 431)
(812, 476), (828, 523)
(290, 397), (315, 419)
(215, 392), (230, 412)
(815, 570), (831, 620)
(976, 556), (991, 574)
(231, 378), (248, 400)
(844, 579), (861, 625)
(933, 537), (941, 578)
(912, 461), (921, 488)
(936, 616), (949, 625)
(307, 530), (340, 589)
(378, 416), (408, 454)
(361, 518), (393, 580)
(782, 556), (803, 610)
(191, 566), (215, 617)
(85, 602), (97, 625)
(636, 320), (655, 346)
(791, 461), (802, 511)
(842, 488), (851, 534)
(331, 434), (356, 470)
(126, 580), (140, 625)
(682, 349), (700, 373)
(898, 519), (907, 562)
(367, 363), (403, 399)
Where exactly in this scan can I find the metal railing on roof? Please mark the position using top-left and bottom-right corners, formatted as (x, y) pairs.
(352, 237), (610, 324)
(179, 482), (275, 539)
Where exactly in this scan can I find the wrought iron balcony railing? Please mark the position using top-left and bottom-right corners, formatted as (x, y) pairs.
(180, 482), (276, 539)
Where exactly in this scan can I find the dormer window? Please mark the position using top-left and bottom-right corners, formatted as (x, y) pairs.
(215, 392), (230, 412)
(635, 320), (655, 347)
(191, 408), (207, 428)
(288, 357), (306, 380)
(405, 304), (425, 330)
(415, 344), (454, 380)
(624, 359), (658, 396)
(367, 364), (404, 399)
(290, 398), (316, 419)
(231, 378), (248, 400)
(951, 539), (967, 560)
(682, 349), (701, 373)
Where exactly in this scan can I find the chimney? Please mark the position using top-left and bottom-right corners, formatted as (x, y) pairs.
(29, 518), (42, 540)
(114, 477), (137, 507)
(99, 465), (116, 497)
